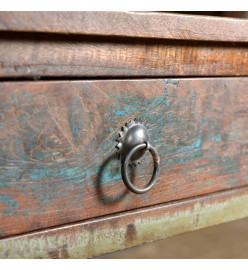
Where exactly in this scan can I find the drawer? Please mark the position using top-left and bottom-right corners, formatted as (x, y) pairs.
(0, 77), (248, 238)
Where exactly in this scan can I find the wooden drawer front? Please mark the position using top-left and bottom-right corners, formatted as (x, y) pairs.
(0, 78), (248, 237)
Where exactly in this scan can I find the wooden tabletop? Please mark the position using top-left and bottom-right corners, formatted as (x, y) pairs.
(0, 12), (248, 42)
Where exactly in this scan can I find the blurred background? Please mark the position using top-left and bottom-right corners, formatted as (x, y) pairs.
(98, 217), (248, 259)
(173, 11), (248, 18)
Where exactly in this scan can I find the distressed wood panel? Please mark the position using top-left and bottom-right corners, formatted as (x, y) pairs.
(1, 187), (248, 258)
(0, 12), (248, 43)
(0, 78), (248, 238)
(0, 33), (248, 78)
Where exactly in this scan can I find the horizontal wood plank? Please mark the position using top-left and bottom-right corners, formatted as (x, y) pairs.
(0, 78), (248, 238)
(0, 12), (248, 43)
(0, 34), (248, 78)
(1, 187), (248, 258)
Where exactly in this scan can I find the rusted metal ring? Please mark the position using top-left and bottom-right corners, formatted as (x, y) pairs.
(121, 142), (160, 194)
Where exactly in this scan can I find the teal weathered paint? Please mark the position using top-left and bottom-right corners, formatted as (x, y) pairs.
(0, 79), (247, 237)
(211, 134), (222, 142)
(227, 179), (238, 185)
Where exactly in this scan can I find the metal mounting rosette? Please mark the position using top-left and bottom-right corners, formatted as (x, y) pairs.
(115, 118), (149, 167)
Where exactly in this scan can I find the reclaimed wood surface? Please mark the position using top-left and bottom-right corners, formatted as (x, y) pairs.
(0, 12), (248, 43)
(0, 33), (248, 78)
(1, 186), (248, 258)
(0, 78), (248, 238)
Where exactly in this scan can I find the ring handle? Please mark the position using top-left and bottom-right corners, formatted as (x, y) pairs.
(121, 142), (160, 194)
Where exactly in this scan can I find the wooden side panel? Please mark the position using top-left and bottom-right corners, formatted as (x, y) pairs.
(0, 78), (248, 237)
(1, 187), (248, 258)
(0, 34), (248, 78)
(0, 12), (248, 42)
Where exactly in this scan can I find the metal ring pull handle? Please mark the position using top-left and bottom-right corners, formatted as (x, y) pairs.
(116, 119), (160, 194)
(121, 142), (160, 194)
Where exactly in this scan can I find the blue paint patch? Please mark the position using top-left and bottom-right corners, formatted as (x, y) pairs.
(16, 139), (22, 145)
(25, 140), (35, 152)
(113, 110), (125, 116)
(165, 113), (173, 121)
(69, 114), (80, 137)
(21, 209), (31, 216)
(211, 134), (221, 142)
(15, 144), (28, 161)
(195, 136), (202, 148)
(150, 96), (167, 108)
(167, 123), (175, 128)
(200, 180), (213, 186)
(29, 166), (87, 186)
(0, 196), (19, 210)
(166, 79), (179, 87)
(177, 136), (202, 154)
(3, 208), (14, 216)
(112, 105), (137, 117)
(221, 167), (238, 175)
(227, 178), (237, 185)
(179, 158), (184, 164)
(0, 125), (2, 130)
(100, 169), (120, 183)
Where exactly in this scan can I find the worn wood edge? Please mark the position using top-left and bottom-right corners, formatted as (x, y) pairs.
(1, 187), (248, 259)
(0, 12), (248, 43)
(1, 34), (248, 78)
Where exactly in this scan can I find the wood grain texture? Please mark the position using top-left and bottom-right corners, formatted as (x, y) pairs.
(1, 187), (248, 258)
(0, 78), (248, 238)
(0, 33), (248, 78)
(0, 12), (248, 43)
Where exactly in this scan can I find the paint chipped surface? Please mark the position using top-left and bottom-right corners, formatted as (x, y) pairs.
(0, 78), (248, 237)
(1, 188), (248, 258)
